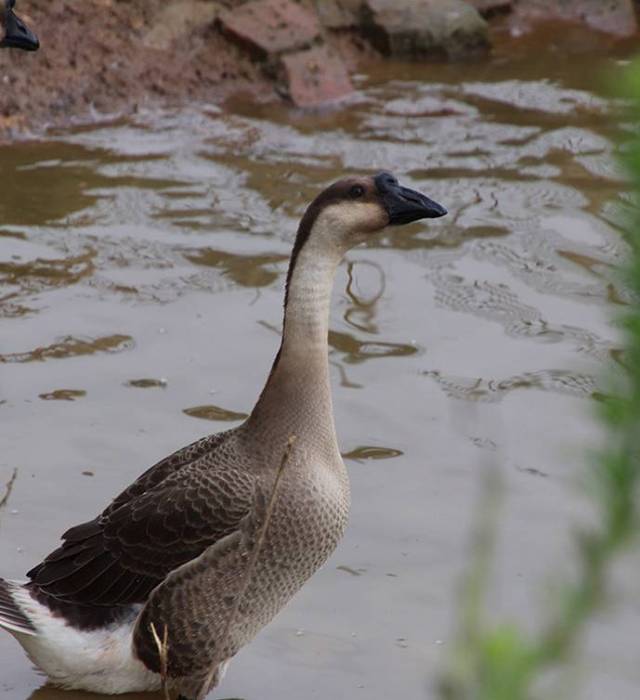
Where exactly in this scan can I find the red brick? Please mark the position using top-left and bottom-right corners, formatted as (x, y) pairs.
(219, 0), (321, 59)
(281, 45), (353, 107)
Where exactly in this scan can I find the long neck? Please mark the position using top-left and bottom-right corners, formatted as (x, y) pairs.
(248, 239), (343, 456)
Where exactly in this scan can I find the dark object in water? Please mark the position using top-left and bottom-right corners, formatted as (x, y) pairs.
(0, 0), (39, 51)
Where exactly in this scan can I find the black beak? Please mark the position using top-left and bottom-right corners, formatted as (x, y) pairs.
(1, 7), (39, 51)
(374, 172), (446, 225)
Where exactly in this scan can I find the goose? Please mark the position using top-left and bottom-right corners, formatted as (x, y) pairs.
(0, 172), (446, 699)
(0, 0), (39, 50)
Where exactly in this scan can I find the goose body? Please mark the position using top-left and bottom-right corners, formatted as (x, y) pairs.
(0, 0), (39, 50)
(0, 173), (446, 699)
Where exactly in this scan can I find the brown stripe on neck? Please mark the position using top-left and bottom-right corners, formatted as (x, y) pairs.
(283, 178), (364, 309)
(252, 178), (363, 415)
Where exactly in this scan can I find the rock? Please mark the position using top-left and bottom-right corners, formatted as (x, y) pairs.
(316, 0), (363, 29)
(218, 0), (321, 60)
(361, 0), (489, 59)
(510, 0), (637, 38)
(467, 0), (512, 16)
(143, 1), (220, 51)
(280, 44), (353, 106)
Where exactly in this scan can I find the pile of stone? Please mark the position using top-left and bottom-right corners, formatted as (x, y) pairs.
(216, 0), (495, 105)
(145, 0), (638, 107)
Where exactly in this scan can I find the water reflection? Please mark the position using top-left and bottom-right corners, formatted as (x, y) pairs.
(432, 273), (616, 361)
(342, 446), (404, 461)
(425, 368), (597, 402)
(182, 249), (286, 288)
(38, 389), (86, 401)
(0, 335), (134, 363)
(28, 688), (164, 700)
(344, 260), (385, 334)
(183, 405), (249, 422)
(124, 378), (168, 389)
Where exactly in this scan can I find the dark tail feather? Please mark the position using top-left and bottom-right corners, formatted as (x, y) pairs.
(0, 578), (37, 635)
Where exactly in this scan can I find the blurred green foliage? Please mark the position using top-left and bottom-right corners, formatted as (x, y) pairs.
(437, 60), (640, 700)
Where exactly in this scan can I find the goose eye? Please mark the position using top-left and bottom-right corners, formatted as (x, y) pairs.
(349, 185), (365, 199)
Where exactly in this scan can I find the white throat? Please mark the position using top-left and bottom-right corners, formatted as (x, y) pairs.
(282, 245), (342, 353)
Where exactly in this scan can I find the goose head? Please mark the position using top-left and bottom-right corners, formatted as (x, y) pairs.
(291, 172), (446, 264)
(0, 0), (39, 50)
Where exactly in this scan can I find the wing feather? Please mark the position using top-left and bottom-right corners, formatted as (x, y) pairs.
(28, 430), (254, 609)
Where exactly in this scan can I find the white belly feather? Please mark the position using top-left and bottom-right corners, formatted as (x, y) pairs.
(5, 584), (161, 694)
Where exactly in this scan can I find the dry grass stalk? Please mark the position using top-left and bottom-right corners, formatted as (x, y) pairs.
(197, 435), (297, 699)
(149, 620), (171, 700)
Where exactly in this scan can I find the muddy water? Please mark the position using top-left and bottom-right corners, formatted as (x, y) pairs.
(0, 45), (637, 700)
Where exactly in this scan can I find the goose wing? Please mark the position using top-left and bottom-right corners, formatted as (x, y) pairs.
(27, 431), (255, 608)
(133, 477), (276, 697)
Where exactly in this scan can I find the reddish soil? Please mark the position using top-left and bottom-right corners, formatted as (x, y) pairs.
(0, 0), (370, 138)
